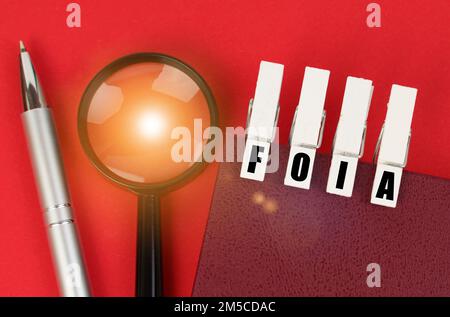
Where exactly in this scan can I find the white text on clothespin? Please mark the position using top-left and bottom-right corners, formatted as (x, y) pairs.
(284, 67), (330, 189)
(371, 85), (417, 208)
(326, 76), (374, 197)
(240, 61), (284, 181)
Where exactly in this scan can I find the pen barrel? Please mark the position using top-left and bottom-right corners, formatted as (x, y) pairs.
(47, 207), (90, 297)
(22, 108), (70, 210)
(22, 108), (90, 297)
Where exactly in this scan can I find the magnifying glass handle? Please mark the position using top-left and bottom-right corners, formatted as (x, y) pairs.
(136, 194), (162, 297)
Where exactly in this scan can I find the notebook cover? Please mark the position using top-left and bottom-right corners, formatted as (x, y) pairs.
(193, 145), (450, 296)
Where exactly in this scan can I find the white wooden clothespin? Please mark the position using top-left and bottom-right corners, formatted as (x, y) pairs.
(284, 67), (330, 189)
(326, 76), (374, 197)
(371, 85), (417, 208)
(240, 61), (284, 181)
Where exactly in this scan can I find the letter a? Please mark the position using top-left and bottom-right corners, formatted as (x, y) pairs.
(366, 263), (381, 288)
(66, 3), (81, 28)
(366, 3), (381, 28)
(375, 171), (395, 201)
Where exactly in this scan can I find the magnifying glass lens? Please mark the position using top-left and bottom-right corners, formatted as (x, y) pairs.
(86, 62), (211, 184)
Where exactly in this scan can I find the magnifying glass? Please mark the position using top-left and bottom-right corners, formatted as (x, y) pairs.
(78, 53), (218, 297)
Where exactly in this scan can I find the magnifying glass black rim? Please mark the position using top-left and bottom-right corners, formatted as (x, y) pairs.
(78, 52), (218, 194)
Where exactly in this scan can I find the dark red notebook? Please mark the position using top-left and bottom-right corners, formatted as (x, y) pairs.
(193, 145), (450, 296)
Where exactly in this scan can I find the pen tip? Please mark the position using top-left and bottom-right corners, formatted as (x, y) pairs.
(19, 40), (26, 52)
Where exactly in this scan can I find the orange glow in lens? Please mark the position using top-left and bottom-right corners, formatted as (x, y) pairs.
(86, 62), (211, 184)
(137, 110), (166, 139)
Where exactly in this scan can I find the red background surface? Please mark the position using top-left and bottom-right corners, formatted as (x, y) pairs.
(0, 0), (449, 296)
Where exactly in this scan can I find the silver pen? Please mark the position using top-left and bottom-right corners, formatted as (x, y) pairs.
(19, 41), (91, 297)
